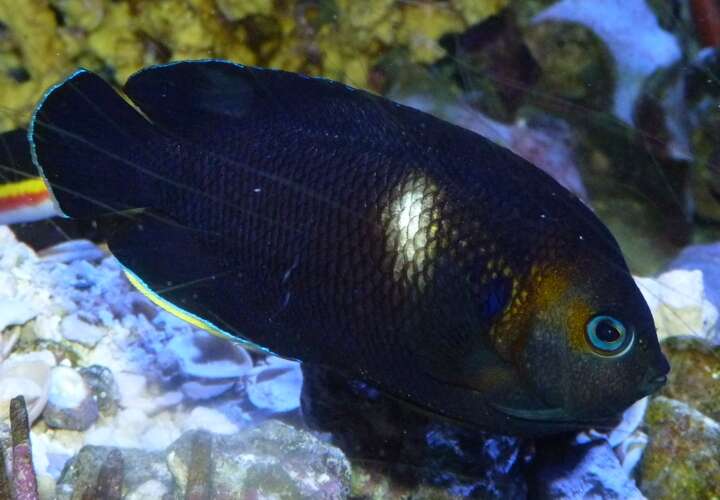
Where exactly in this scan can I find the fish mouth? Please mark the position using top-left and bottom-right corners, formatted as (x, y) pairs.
(638, 374), (667, 397)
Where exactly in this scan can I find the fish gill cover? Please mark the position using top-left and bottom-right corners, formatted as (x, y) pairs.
(0, 1), (718, 499)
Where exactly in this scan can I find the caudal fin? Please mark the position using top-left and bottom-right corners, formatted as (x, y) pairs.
(29, 70), (163, 218)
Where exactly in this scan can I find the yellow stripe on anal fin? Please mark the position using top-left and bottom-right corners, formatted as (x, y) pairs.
(0, 177), (47, 198)
(123, 269), (274, 355)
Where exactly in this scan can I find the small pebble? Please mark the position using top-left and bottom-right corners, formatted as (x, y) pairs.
(44, 366), (99, 431)
(60, 314), (106, 347)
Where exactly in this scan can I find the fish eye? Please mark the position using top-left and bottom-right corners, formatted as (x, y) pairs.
(585, 315), (633, 356)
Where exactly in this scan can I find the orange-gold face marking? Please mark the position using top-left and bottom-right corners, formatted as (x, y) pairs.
(490, 263), (586, 360)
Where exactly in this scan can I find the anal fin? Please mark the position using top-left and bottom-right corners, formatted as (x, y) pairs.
(111, 211), (274, 355)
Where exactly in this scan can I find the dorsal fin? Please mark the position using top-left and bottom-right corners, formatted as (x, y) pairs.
(122, 60), (423, 147)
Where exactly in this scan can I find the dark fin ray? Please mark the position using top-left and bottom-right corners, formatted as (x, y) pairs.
(30, 70), (162, 218)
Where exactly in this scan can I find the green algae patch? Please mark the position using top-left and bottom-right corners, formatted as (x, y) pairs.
(640, 396), (720, 499)
(660, 336), (720, 422)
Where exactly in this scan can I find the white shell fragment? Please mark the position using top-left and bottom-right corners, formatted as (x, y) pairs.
(0, 350), (56, 424)
(246, 357), (303, 413)
(60, 314), (106, 347)
(635, 270), (719, 344)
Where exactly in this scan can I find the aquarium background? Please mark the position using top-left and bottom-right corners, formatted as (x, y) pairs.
(0, 0), (718, 498)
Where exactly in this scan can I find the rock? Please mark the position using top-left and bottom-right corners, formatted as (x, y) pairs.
(615, 430), (649, 476)
(529, 439), (644, 499)
(162, 329), (253, 380)
(125, 479), (169, 500)
(606, 397), (649, 448)
(507, 116), (588, 201)
(575, 396), (651, 476)
(83, 408), (156, 450)
(166, 421), (351, 499)
(659, 336), (720, 421)
(0, 230), (45, 332)
(37, 239), (106, 264)
(247, 357), (303, 413)
(180, 406), (238, 435)
(114, 372), (147, 408)
(524, 18), (614, 112)
(403, 98), (588, 200)
(180, 380), (235, 401)
(0, 350), (55, 425)
(56, 445), (173, 500)
(28, 431), (81, 488)
(0, 298), (38, 331)
(639, 396), (720, 499)
(437, 11), (540, 122)
(608, 398), (650, 474)
(44, 366), (99, 431)
(60, 314), (106, 347)
(79, 365), (120, 416)
(301, 365), (527, 499)
(635, 269), (719, 344)
(534, 0), (681, 124)
(685, 49), (720, 227)
(668, 242), (720, 312)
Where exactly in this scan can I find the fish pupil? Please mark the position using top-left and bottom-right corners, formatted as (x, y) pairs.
(596, 320), (621, 343)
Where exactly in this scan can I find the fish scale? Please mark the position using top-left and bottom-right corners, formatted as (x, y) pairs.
(28, 60), (669, 435)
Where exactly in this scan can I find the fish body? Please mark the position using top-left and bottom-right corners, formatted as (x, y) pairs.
(29, 60), (669, 435)
(0, 129), (56, 224)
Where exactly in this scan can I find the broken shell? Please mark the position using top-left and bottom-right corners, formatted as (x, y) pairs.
(0, 351), (56, 425)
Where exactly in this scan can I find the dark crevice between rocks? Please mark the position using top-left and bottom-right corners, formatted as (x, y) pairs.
(300, 364), (529, 499)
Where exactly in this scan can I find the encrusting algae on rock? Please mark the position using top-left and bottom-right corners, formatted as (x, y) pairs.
(640, 397), (720, 500)
(0, 0), (509, 131)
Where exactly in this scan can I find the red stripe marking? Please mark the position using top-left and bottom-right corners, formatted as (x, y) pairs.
(0, 191), (50, 211)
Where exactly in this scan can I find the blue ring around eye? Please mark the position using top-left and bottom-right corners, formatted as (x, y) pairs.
(586, 315), (633, 356)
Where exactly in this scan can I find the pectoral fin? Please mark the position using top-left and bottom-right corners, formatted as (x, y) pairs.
(489, 403), (569, 422)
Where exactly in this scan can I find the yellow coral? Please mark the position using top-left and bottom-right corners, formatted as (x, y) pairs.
(0, 0), (480, 132)
(215, 0), (274, 21)
(135, 0), (218, 60)
(0, 0), (69, 77)
(49, 0), (106, 31)
(0, 0), (72, 129)
(396, 2), (465, 64)
(87, 2), (145, 81)
(335, 0), (395, 30)
(450, 0), (507, 26)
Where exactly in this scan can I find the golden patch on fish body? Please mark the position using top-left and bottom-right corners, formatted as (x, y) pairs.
(490, 264), (572, 360)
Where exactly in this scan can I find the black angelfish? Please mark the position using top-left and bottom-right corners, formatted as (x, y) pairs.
(29, 60), (669, 435)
